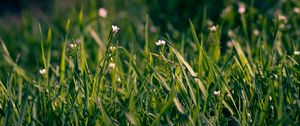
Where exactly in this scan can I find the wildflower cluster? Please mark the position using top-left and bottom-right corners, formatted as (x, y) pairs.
(155, 40), (166, 46)
(112, 25), (120, 35)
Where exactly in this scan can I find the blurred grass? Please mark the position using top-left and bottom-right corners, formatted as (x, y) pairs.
(0, 0), (300, 125)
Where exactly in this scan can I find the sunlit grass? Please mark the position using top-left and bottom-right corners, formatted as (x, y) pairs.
(0, 1), (300, 125)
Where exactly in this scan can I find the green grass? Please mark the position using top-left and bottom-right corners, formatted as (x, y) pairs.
(0, 0), (300, 125)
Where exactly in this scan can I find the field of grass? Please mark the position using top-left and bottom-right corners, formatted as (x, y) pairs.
(0, 0), (300, 125)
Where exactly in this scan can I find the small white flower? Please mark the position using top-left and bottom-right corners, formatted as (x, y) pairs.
(278, 14), (287, 21)
(109, 63), (115, 69)
(227, 30), (234, 37)
(209, 26), (217, 32)
(110, 46), (116, 51)
(227, 41), (234, 48)
(160, 40), (166, 45)
(98, 8), (107, 18)
(213, 90), (221, 97)
(293, 7), (300, 14)
(117, 77), (121, 82)
(269, 95), (272, 101)
(112, 25), (120, 35)
(253, 29), (260, 36)
(294, 51), (300, 55)
(39, 68), (46, 75)
(238, 3), (246, 14)
(156, 40), (166, 46)
(70, 43), (77, 49)
(155, 41), (161, 46)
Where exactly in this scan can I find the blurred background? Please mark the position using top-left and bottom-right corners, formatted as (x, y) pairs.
(0, 0), (299, 71)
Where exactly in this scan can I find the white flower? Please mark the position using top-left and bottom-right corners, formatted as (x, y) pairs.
(294, 51), (300, 55)
(110, 46), (116, 51)
(253, 29), (260, 36)
(98, 8), (107, 18)
(109, 63), (115, 69)
(238, 3), (246, 14)
(293, 7), (300, 14)
(278, 14), (287, 21)
(155, 40), (166, 46)
(112, 25), (120, 35)
(209, 26), (217, 32)
(39, 68), (46, 75)
(70, 43), (77, 49)
(117, 77), (121, 82)
(227, 30), (234, 37)
(213, 90), (221, 97)
(155, 41), (160, 46)
(160, 40), (166, 45)
(227, 41), (234, 48)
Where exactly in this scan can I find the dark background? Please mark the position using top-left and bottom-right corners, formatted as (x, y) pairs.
(0, 0), (52, 15)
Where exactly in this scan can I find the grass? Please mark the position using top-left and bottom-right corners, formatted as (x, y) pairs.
(0, 0), (300, 125)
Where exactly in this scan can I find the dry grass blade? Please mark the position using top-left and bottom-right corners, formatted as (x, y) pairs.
(0, 39), (29, 81)
(232, 41), (254, 77)
(125, 113), (138, 126)
(173, 96), (185, 114)
(87, 27), (105, 49)
(170, 46), (207, 97)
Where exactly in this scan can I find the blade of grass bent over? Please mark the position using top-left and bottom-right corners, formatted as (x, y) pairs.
(170, 45), (207, 97)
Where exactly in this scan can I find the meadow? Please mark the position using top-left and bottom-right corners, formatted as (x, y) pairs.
(0, 0), (299, 125)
